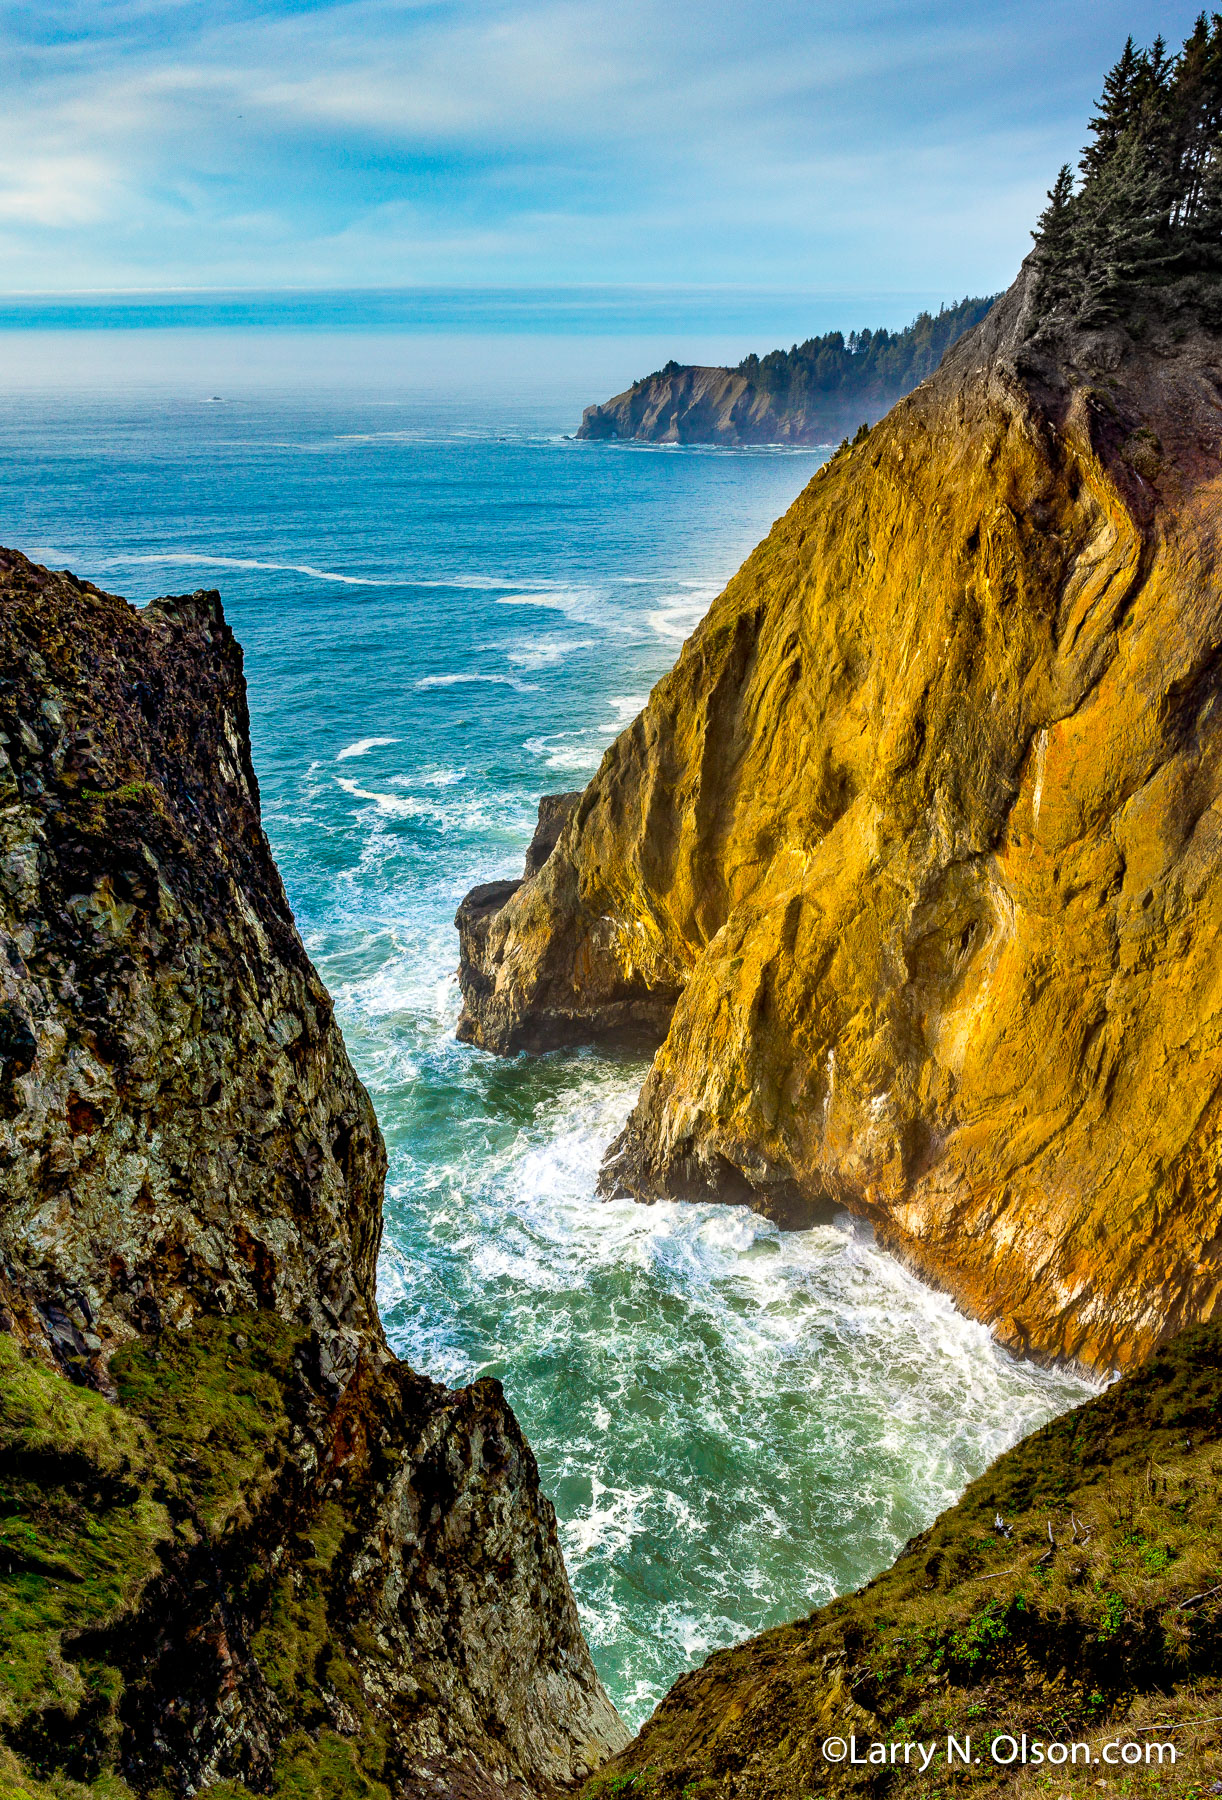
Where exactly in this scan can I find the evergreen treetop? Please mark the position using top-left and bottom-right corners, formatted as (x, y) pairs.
(1031, 16), (1222, 325)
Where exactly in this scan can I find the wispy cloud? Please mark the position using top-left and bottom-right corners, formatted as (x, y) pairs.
(0, 0), (1203, 293)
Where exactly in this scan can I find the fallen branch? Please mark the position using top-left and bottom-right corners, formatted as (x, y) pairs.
(1175, 1584), (1222, 1611)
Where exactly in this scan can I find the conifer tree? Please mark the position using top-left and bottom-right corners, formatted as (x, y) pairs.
(1073, 139), (1169, 320)
(1030, 19), (1222, 324)
(1033, 165), (1077, 269)
(1081, 38), (1144, 177)
(723, 297), (995, 404)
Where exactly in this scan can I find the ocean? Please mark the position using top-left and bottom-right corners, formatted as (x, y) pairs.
(0, 332), (1093, 1729)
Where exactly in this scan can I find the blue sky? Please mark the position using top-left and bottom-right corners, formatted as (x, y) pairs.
(0, 0), (1201, 298)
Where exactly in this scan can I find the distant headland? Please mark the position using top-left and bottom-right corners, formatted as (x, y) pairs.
(575, 294), (997, 446)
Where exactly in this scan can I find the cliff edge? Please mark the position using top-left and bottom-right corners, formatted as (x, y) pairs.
(577, 362), (845, 448)
(0, 549), (626, 1797)
(458, 261), (1222, 1374)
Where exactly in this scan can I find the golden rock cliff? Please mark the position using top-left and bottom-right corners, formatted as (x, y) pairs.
(458, 265), (1222, 1374)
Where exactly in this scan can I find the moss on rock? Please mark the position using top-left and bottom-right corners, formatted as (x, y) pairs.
(0, 1300), (626, 1796)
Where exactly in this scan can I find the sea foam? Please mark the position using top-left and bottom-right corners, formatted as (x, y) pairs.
(337, 736), (402, 760)
(416, 672), (538, 693)
(81, 550), (399, 586)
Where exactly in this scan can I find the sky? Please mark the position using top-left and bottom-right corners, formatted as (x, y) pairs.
(0, 0), (1204, 300)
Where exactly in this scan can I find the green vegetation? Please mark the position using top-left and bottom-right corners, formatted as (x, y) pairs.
(1032, 18), (1222, 324)
(0, 1744), (134, 1799)
(0, 1332), (170, 1756)
(646, 295), (996, 411)
(111, 1310), (301, 1536)
(0, 1317), (399, 1800)
(77, 784), (156, 806)
(206, 1729), (393, 1800)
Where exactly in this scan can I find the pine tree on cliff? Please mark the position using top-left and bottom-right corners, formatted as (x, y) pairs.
(1163, 14), (1222, 240)
(1033, 164), (1076, 282)
(722, 297), (995, 406)
(1080, 36), (1146, 178)
(1032, 16), (1222, 325)
(1073, 137), (1170, 317)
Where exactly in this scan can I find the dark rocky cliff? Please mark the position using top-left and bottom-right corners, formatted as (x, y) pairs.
(0, 549), (626, 1798)
(458, 261), (1222, 1374)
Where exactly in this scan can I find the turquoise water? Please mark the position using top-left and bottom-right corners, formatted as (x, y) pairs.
(0, 370), (1093, 1727)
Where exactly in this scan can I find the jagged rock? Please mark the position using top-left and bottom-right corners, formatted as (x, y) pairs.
(525, 792), (583, 877)
(0, 558), (384, 1390)
(455, 792), (680, 1052)
(458, 264), (1222, 1373)
(0, 550), (626, 1796)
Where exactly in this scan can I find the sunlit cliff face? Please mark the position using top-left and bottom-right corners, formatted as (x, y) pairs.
(459, 265), (1222, 1374)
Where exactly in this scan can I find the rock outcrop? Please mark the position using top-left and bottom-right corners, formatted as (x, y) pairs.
(583, 1320), (1222, 1800)
(458, 263), (1222, 1374)
(455, 789), (679, 1051)
(0, 549), (626, 1797)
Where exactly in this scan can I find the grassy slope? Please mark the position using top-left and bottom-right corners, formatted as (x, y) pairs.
(586, 1323), (1222, 1800)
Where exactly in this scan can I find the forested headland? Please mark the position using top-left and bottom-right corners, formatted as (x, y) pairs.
(576, 295), (996, 445)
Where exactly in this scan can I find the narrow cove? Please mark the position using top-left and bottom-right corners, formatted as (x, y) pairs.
(0, 377), (1094, 1729)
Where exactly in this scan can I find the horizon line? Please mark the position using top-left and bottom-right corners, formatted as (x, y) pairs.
(0, 282), (992, 302)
